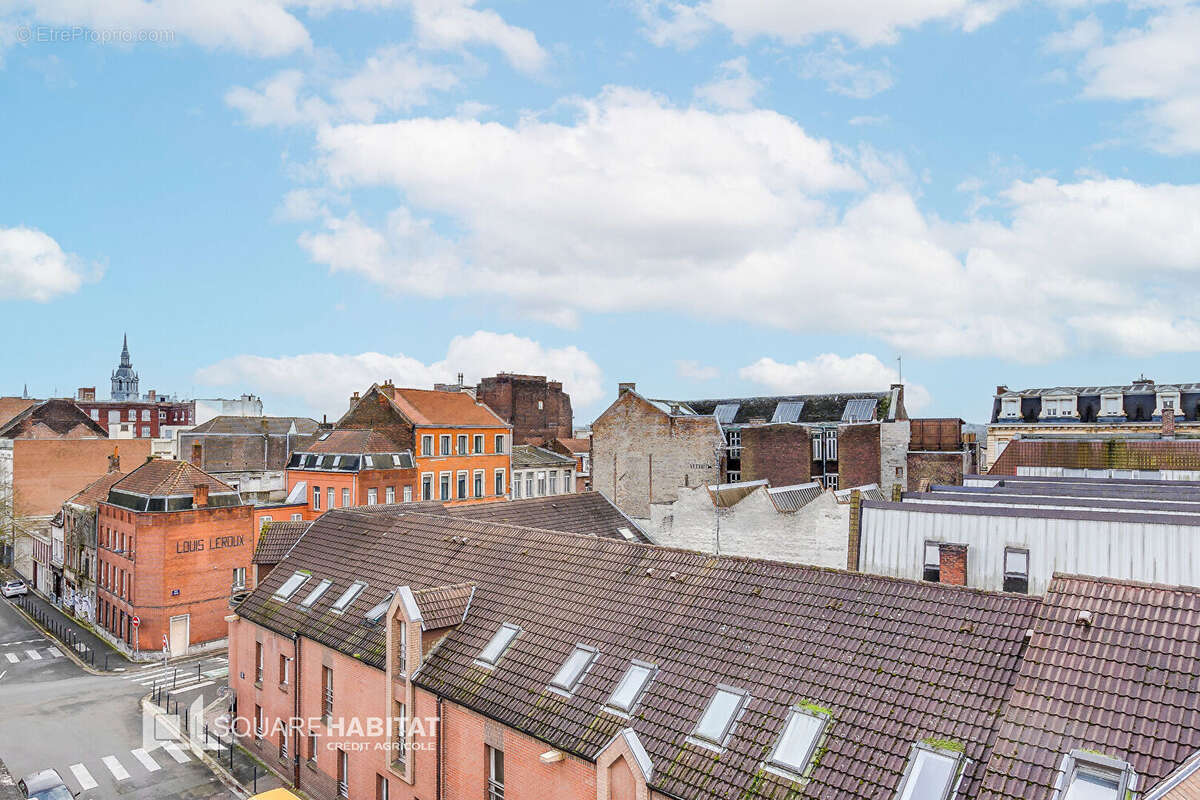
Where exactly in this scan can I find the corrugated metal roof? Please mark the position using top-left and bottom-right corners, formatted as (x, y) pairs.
(706, 479), (768, 507)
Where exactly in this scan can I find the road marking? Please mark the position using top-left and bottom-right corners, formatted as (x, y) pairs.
(70, 763), (98, 790)
(163, 742), (190, 763)
(48, 647), (63, 658)
(131, 748), (161, 772)
(0, 670), (6, 681)
(139, 672), (202, 688)
(102, 755), (130, 781)
(4, 654), (16, 663)
(25, 649), (41, 660)
(74, 642), (87, 653)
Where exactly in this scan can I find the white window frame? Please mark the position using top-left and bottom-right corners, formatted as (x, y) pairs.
(1156, 391), (1182, 418)
(439, 435), (451, 456)
(1053, 749), (1136, 800)
(513, 472), (523, 499)
(473, 469), (484, 498)
(421, 434), (433, 455)
(439, 472), (451, 501)
(548, 644), (598, 696)
(473, 434), (484, 454)
(1000, 396), (1021, 419)
(342, 488), (350, 507)
(385, 486), (396, 504)
(476, 623), (521, 669)
(764, 705), (831, 780)
(456, 434), (468, 455)
(494, 469), (505, 498)
(421, 472), (433, 501)
(689, 685), (749, 750)
(605, 661), (656, 715)
(894, 741), (966, 800)
(367, 488), (378, 505)
(494, 434), (505, 454)
(1099, 393), (1124, 417)
(456, 470), (468, 499)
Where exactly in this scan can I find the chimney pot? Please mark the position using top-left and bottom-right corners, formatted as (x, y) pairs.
(996, 385), (1008, 395)
(619, 382), (636, 395)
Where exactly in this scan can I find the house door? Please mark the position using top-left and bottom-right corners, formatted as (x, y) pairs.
(169, 614), (190, 657)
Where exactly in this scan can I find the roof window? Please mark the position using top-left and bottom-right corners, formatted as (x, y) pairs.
(274, 571), (310, 601)
(895, 743), (963, 800)
(842, 398), (878, 422)
(772, 400), (805, 423)
(476, 623), (521, 668)
(606, 661), (656, 714)
(549, 645), (598, 694)
(691, 686), (749, 748)
(617, 527), (636, 541)
(300, 579), (332, 608)
(766, 706), (829, 777)
(331, 580), (367, 613)
(713, 403), (740, 424)
(365, 591), (395, 625)
(1058, 750), (1136, 800)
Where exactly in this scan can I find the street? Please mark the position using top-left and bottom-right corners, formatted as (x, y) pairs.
(0, 597), (235, 799)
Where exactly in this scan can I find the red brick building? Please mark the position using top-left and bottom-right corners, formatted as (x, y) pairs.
(472, 372), (573, 445)
(906, 417), (977, 489)
(95, 459), (254, 657)
(228, 502), (1200, 800)
(73, 391), (194, 438)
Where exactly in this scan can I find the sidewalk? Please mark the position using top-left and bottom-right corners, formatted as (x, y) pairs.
(6, 587), (132, 672)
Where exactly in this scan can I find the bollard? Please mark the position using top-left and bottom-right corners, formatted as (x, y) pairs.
(173, 668), (178, 688)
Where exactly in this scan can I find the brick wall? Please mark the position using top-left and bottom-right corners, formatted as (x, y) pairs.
(839, 423), (882, 488)
(340, 389), (417, 453)
(477, 374), (574, 444)
(12, 439), (153, 517)
(939, 544), (968, 586)
(740, 425), (812, 485)
(592, 391), (723, 519)
(907, 451), (968, 490)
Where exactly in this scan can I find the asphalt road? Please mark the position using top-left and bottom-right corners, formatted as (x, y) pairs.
(0, 596), (235, 800)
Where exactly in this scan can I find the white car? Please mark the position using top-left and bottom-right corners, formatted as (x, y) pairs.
(1, 579), (28, 598)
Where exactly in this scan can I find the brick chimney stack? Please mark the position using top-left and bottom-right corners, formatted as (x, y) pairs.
(349, 390), (361, 410)
(108, 448), (120, 473)
(939, 544), (968, 586)
(1163, 407), (1177, 439)
(996, 385), (1008, 396)
(618, 382), (636, 396)
(193, 483), (210, 508)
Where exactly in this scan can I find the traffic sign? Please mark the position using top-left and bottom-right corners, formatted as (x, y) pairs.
(131, 615), (140, 628)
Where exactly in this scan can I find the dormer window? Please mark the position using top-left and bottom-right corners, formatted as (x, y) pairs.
(1099, 393), (1124, 417)
(1000, 397), (1020, 418)
(1156, 390), (1181, 417)
(1056, 750), (1136, 800)
(1041, 395), (1077, 419)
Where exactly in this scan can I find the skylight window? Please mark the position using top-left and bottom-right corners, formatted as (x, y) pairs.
(771, 400), (805, 424)
(476, 623), (521, 668)
(365, 592), (395, 625)
(274, 571), (310, 601)
(691, 686), (748, 748)
(617, 527), (636, 541)
(713, 403), (740, 424)
(767, 706), (829, 777)
(896, 744), (961, 800)
(331, 581), (367, 613)
(842, 398), (878, 422)
(549, 645), (598, 694)
(1058, 751), (1135, 800)
(300, 579), (332, 608)
(607, 661), (656, 714)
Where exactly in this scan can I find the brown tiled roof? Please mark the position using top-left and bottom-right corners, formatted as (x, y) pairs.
(388, 387), (507, 428)
(66, 469), (128, 510)
(112, 459), (236, 496)
(981, 574), (1200, 800)
(253, 521), (311, 565)
(239, 510), (1040, 800)
(511, 444), (576, 468)
(0, 398), (108, 439)
(304, 428), (408, 454)
(989, 438), (1200, 475)
(0, 397), (35, 429)
(447, 492), (651, 543)
(413, 583), (475, 630)
(553, 437), (591, 453)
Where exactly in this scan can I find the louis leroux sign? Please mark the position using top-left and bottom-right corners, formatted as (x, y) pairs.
(175, 535), (246, 554)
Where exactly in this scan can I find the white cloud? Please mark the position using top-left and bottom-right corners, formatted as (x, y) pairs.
(739, 353), (932, 412)
(1074, 5), (1200, 153)
(2, 0), (312, 57)
(675, 360), (720, 380)
(1044, 15), (1101, 54)
(638, 0), (1011, 49)
(225, 48), (459, 128)
(294, 88), (1200, 362)
(694, 56), (762, 110)
(849, 114), (889, 126)
(800, 44), (893, 98)
(408, 0), (547, 74)
(0, 225), (95, 301)
(195, 331), (604, 416)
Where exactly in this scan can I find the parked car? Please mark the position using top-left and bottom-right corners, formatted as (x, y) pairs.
(18, 769), (74, 799)
(1, 579), (28, 598)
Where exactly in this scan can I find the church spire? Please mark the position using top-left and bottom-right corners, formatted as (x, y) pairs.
(111, 333), (139, 401)
(120, 332), (132, 368)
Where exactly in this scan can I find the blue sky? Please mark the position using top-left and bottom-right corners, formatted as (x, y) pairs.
(2, 0), (1199, 425)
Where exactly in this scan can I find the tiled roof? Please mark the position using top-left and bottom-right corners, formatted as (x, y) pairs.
(253, 521), (311, 565)
(511, 444), (576, 469)
(66, 469), (128, 510)
(112, 459), (236, 496)
(685, 393), (889, 425)
(553, 437), (591, 453)
(0, 397), (35, 429)
(447, 492), (651, 543)
(304, 429), (409, 454)
(388, 387), (507, 428)
(239, 511), (1040, 800)
(989, 438), (1200, 475)
(186, 416), (321, 436)
(0, 398), (108, 439)
(413, 583), (475, 630)
(981, 574), (1200, 800)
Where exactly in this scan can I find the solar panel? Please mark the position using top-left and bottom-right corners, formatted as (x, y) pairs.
(842, 398), (878, 422)
(771, 400), (805, 423)
(714, 403), (740, 424)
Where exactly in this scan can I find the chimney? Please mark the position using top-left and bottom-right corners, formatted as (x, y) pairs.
(996, 385), (1008, 396)
(457, 372), (464, 386)
(108, 447), (120, 473)
(350, 390), (361, 410)
(193, 483), (210, 508)
(1163, 407), (1177, 439)
(938, 544), (968, 587)
(846, 489), (862, 571)
(618, 382), (636, 396)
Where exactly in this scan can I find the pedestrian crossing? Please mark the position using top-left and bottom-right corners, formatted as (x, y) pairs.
(1, 646), (63, 664)
(123, 656), (229, 690)
(62, 744), (193, 793)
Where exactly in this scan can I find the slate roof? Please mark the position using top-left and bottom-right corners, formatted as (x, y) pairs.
(186, 416), (321, 436)
(511, 444), (578, 469)
(388, 387), (508, 428)
(981, 574), (1200, 800)
(112, 459), (237, 497)
(990, 383), (1200, 424)
(989, 438), (1200, 475)
(0, 398), (108, 439)
(66, 470), (128, 511)
(253, 521), (312, 565)
(685, 393), (890, 425)
(238, 510), (1041, 800)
